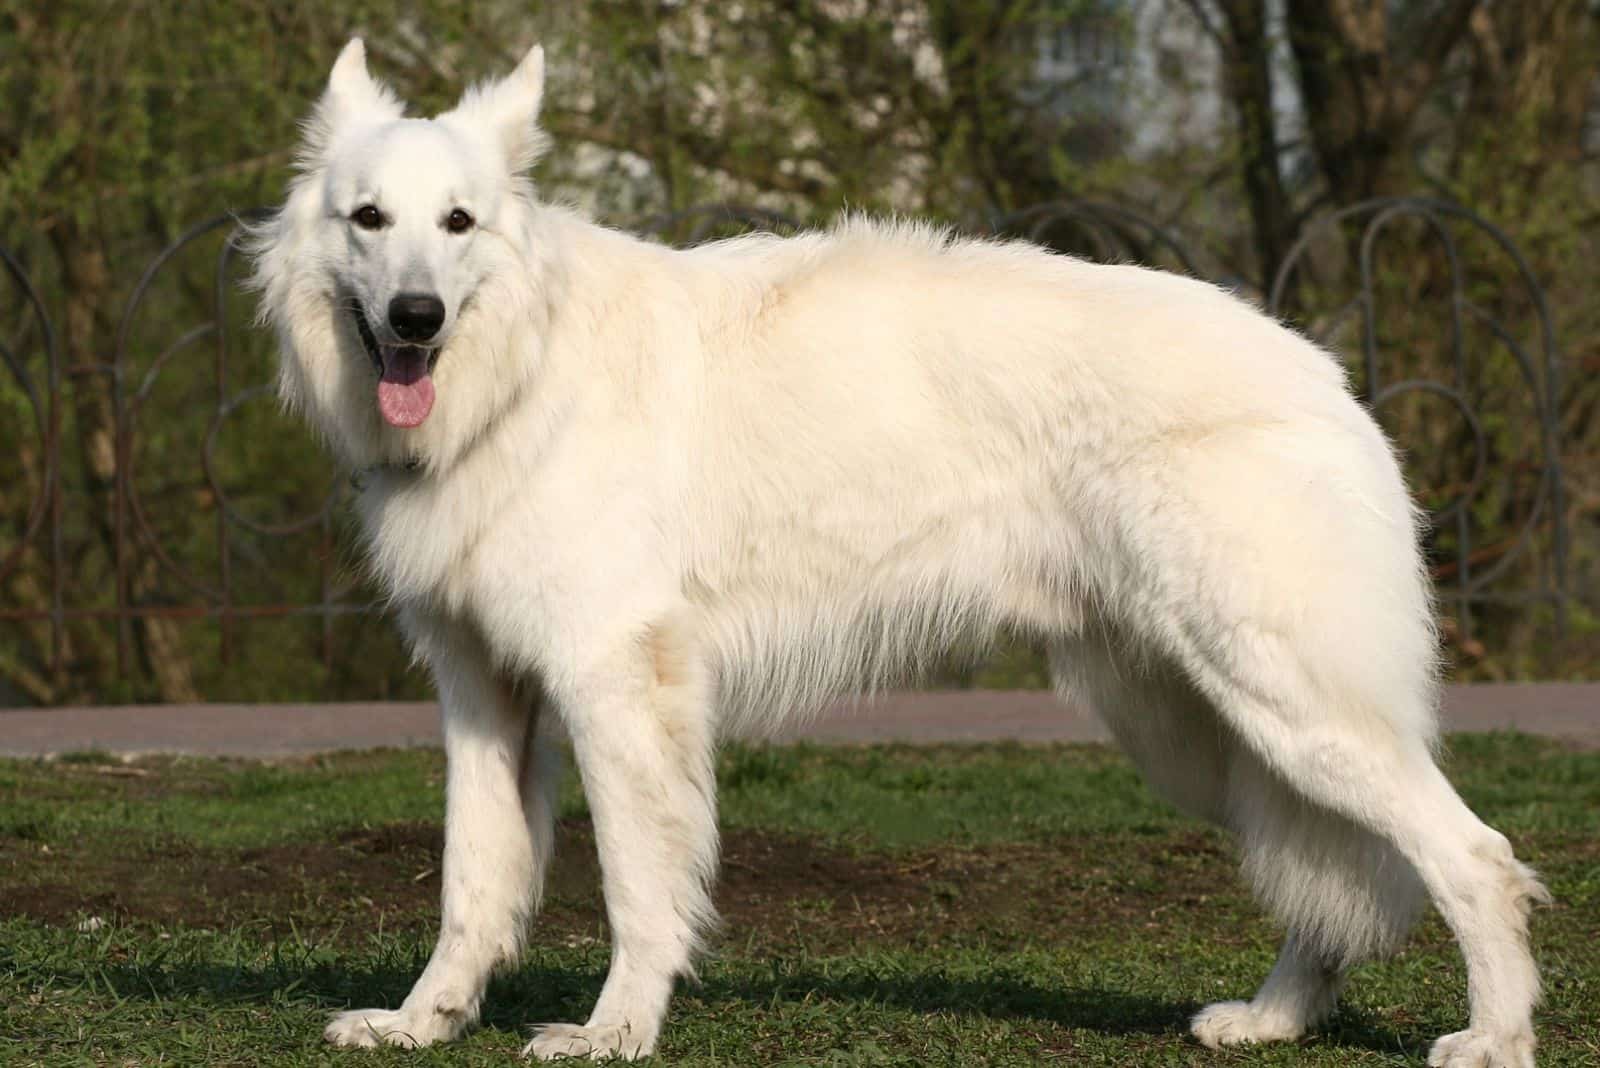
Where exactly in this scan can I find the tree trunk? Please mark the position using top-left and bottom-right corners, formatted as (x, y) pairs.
(53, 229), (200, 704)
(1205, 0), (1294, 289)
(1284, 0), (1481, 204)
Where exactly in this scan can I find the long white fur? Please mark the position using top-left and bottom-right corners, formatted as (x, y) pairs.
(251, 39), (1548, 1066)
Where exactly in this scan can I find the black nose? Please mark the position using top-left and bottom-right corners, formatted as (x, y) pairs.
(387, 293), (446, 342)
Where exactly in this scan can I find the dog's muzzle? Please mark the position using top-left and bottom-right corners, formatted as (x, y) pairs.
(349, 301), (442, 429)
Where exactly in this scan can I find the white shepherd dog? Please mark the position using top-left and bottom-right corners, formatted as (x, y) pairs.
(252, 40), (1547, 1066)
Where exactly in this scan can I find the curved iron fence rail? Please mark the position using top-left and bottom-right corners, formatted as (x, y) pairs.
(0, 197), (1568, 688)
(1, 212), (371, 686)
(103, 213), (354, 673)
(990, 199), (1204, 276)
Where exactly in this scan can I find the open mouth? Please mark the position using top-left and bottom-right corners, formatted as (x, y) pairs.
(350, 303), (440, 429)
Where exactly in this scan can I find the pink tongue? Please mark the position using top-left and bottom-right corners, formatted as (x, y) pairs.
(376, 348), (435, 428)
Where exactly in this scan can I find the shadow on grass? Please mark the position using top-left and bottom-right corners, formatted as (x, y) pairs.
(30, 947), (1431, 1059)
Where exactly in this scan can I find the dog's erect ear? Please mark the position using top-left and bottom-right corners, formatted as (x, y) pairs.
(301, 39), (405, 162)
(324, 39), (400, 126)
(445, 44), (549, 172)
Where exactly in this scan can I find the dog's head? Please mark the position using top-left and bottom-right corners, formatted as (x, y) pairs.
(252, 39), (555, 471)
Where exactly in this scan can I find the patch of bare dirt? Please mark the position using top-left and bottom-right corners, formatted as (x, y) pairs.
(0, 822), (445, 937)
(0, 819), (1247, 953)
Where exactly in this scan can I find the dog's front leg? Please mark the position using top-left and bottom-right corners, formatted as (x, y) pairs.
(327, 618), (544, 1049)
(525, 636), (716, 1061)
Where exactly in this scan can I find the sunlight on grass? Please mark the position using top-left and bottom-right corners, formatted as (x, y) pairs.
(1, 735), (1596, 1065)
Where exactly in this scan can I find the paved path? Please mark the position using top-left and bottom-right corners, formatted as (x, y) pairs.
(1, 684), (1596, 758)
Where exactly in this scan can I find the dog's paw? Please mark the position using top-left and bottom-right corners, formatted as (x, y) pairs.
(1428, 1028), (1535, 1068)
(522, 1021), (654, 1061)
(1190, 999), (1306, 1048)
(324, 1006), (462, 1050)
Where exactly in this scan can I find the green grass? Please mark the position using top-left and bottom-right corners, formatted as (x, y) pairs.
(2, 735), (1597, 1065)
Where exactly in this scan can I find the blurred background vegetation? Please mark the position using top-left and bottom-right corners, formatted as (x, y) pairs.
(1, 0), (1596, 705)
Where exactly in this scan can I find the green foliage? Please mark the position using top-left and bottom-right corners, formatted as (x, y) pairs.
(0, 2), (1594, 703)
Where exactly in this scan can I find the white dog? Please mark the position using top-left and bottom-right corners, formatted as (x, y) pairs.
(251, 40), (1547, 1066)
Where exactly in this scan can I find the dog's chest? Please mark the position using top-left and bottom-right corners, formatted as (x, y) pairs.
(357, 458), (655, 667)
(357, 466), (549, 606)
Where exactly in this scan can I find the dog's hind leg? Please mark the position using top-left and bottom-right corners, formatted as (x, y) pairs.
(1179, 634), (1546, 1068)
(1051, 631), (1421, 1048)
(525, 618), (717, 1062)
(1192, 749), (1424, 1048)
(1102, 432), (1546, 1062)
(1191, 932), (1346, 1047)
(326, 614), (543, 1050)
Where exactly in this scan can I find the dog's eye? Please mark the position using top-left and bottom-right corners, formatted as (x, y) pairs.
(446, 209), (474, 234)
(351, 205), (383, 230)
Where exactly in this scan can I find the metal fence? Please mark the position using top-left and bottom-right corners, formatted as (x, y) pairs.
(0, 197), (1568, 691)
